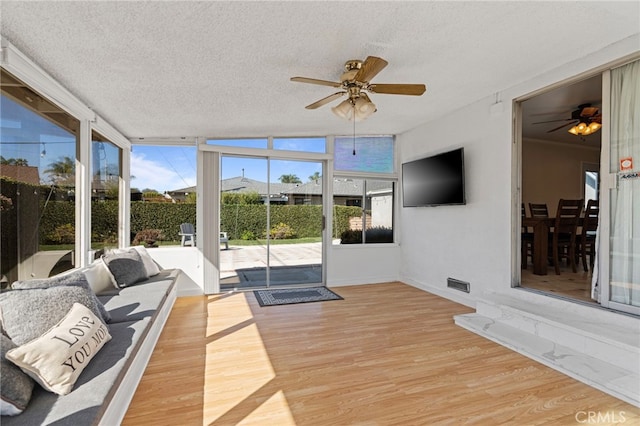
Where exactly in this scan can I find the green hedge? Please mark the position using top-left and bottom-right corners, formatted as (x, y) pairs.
(35, 201), (363, 243)
(130, 202), (196, 241)
(221, 204), (325, 239)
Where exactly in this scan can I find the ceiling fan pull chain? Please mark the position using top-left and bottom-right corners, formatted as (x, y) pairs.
(353, 104), (356, 155)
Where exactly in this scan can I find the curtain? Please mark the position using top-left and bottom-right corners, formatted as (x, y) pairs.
(609, 59), (640, 307)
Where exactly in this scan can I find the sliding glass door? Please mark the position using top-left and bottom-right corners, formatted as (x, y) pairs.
(219, 155), (323, 290)
(600, 59), (640, 315)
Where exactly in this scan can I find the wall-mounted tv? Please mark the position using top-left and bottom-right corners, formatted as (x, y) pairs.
(402, 147), (466, 207)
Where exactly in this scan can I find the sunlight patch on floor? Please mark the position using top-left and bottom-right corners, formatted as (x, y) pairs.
(204, 292), (292, 425)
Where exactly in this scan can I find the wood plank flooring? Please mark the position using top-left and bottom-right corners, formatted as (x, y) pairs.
(123, 282), (637, 425)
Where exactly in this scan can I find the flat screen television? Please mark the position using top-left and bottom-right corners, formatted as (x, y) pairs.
(402, 147), (466, 207)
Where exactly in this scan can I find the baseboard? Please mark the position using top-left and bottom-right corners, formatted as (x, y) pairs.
(327, 274), (400, 287)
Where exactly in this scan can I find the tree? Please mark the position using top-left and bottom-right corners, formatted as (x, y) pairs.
(221, 191), (262, 205)
(279, 174), (301, 183)
(44, 156), (75, 185)
(0, 156), (29, 166)
(308, 171), (321, 181)
(185, 192), (197, 204)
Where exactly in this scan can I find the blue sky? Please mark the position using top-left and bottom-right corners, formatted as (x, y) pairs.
(132, 142), (324, 193)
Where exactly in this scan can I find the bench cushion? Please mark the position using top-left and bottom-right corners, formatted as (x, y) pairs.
(1, 319), (150, 426)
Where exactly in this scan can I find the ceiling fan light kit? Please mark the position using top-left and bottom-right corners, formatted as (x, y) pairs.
(291, 56), (426, 121)
(533, 103), (602, 137)
(568, 121), (601, 136)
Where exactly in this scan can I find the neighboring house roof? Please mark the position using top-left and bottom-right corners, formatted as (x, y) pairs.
(167, 176), (299, 197)
(168, 177), (394, 198)
(220, 176), (298, 195)
(0, 164), (40, 185)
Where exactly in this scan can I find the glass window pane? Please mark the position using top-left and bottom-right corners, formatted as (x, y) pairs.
(91, 131), (120, 250)
(1, 70), (79, 282)
(206, 138), (268, 149)
(332, 178), (394, 245)
(130, 145), (196, 246)
(334, 136), (394, 173)
(273, 137), (326, 153)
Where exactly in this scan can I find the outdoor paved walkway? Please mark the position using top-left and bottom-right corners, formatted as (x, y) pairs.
(220, 242), (322, 284)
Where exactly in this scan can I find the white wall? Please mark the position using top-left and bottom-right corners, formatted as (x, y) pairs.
(397, 35), (639, 308)
(145, 247), (204, 296)
(398, 96), (511, 307)
(327, 244), (400, 286)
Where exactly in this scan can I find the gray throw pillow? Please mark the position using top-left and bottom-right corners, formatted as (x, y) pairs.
(102, 249), (147, 288)
(11, 270), (111, 324)
(1, 334), (35, 416)
(11, 271), (111, 323)
(0, 285), (109, 346)
(11, 269), (86, 289)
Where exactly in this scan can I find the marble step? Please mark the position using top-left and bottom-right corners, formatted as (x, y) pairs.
(455, 313), (640, 407)
(473, 295), (640, 376)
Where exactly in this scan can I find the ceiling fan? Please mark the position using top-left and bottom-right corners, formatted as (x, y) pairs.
(290, 56), (426, 121)
(533, 103), (602, 135)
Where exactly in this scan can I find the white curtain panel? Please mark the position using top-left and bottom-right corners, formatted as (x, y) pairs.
(609, 59), (640, 307)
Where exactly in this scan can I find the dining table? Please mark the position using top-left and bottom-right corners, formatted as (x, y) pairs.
(522, 217), (552, 275)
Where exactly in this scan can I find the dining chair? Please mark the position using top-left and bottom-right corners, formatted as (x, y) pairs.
(522, 202), (547, 269)
(521, 203), (534, 268)
(579, 199), (599, 272)
(528, 203), (549, 218)
(550, 199), (584, 275)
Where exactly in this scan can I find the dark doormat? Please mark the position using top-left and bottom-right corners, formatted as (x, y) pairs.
(253, 287), (343, 307)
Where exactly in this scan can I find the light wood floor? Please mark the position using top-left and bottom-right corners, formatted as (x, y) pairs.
(123, 282), (637, 425)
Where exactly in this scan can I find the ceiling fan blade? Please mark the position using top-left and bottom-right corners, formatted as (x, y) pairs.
(368, 83), (426, 96)
(580, 106), (599, 117)
(530, 111), (571, 116)
(291, 77), (342, 88)
(547, 121), (578, 133)
(305, 92), (345, 109)
(532, 118), (575, 125)
(354, 56), (388, 82)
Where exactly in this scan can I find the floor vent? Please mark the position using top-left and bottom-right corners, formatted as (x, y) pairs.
(447, 278), (470, 293)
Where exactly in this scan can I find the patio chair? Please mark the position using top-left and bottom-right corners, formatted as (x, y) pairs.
(179, 223), (196, 246)
(220, 232), (229, 250)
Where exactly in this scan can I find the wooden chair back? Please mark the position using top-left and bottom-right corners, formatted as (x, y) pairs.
(582, 199), (599, 233)
(528, 203), (549, 218)
(553, 199), (583, 234)
(550, 199), (583, 274)
(580, 199), (599, 272)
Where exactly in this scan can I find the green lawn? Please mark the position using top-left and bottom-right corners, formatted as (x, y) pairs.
(227, 237), (321, 246)
(39, 237), (322, 251)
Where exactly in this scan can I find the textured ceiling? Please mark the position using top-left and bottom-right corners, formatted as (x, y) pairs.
(1, 1), (638, 140)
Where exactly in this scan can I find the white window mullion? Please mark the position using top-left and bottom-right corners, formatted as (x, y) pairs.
(77, 119), (92, 267)
(120, 147), (131, 248)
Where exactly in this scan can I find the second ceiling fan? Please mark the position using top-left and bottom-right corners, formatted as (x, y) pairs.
(533, 103), (602, 135)
(291, 56), (426, 121)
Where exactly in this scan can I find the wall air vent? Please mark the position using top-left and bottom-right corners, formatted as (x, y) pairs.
(447, 278), (470, 293)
